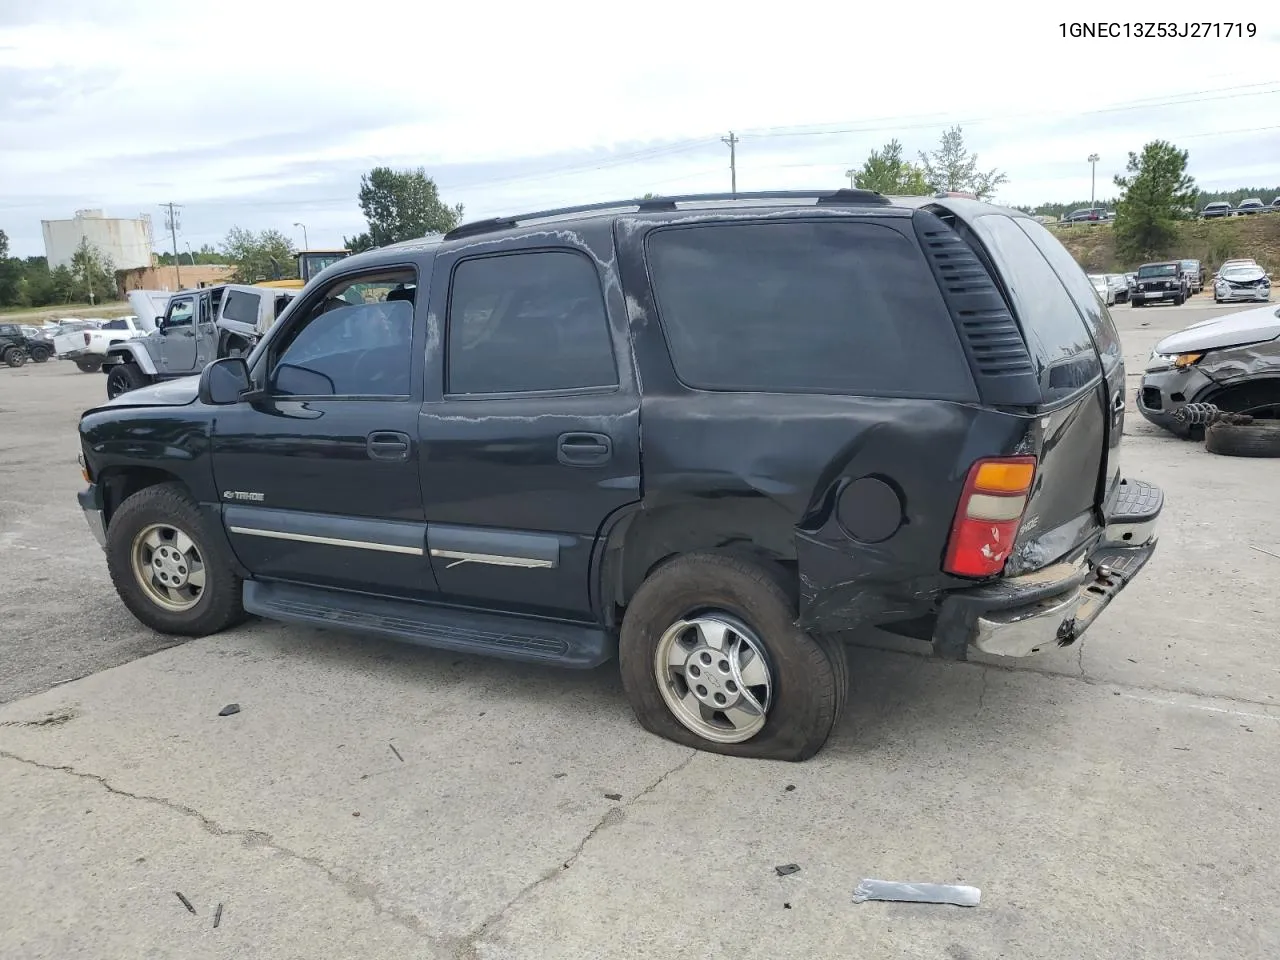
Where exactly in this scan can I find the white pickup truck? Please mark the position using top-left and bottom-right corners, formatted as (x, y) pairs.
(55, 316), (150, 372)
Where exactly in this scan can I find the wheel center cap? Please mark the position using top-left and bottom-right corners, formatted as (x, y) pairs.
(683, 645), (741, 710)
(152, 547), (189, 588)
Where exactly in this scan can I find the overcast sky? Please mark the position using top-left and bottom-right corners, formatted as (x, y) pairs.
(1, 0), (1277, 257)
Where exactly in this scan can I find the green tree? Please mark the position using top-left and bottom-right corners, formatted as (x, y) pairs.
(851, 139), (930, 195)
(344, 167), (464, 252)
(222, 227), (297, 283)
(70, 238), (119, 305)
(919, 126), (1007, 199)
(0, 228), (20, 307)
(1112, 141), (1198, 260)
(155, 244), (225, 266)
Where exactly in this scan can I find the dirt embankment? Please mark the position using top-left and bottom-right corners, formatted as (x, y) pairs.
(1053, 215), (1280, 274)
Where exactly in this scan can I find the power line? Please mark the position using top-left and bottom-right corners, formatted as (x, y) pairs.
(739, 83), (1280, 141)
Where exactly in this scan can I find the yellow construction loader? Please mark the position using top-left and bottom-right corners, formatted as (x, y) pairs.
(257, 249), (351, 289)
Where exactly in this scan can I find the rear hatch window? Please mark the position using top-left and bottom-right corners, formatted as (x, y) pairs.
(645, 219), (977, 400)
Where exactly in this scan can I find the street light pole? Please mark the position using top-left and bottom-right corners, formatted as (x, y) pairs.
(294, 222), (309, 250)
(1088, 154), (1100, 210)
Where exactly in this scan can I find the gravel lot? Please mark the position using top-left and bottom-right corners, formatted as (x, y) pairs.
(2, 299), (1278, 959)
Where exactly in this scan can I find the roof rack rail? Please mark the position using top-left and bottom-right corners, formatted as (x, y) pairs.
(442, 189), (891, 241)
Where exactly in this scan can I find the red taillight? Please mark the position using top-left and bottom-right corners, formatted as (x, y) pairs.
(943, 456), (1037, 578)
(83, 332), (92, 345)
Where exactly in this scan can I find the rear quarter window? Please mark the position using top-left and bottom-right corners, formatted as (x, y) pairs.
(972, 214), (1102, 401)
(644, 219), (976, 400)
(1014, 218), (1122, 363)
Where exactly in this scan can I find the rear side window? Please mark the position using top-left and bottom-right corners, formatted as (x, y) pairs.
(972, 214), (1101, 401)
(645, 220), (975, 399)
(1015, 218), (1122, 362)
(447, 250), (617, 396)
(223, 291), (262, 326)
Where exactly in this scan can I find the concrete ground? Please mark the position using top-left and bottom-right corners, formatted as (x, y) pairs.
(1, 299), (1278, 959)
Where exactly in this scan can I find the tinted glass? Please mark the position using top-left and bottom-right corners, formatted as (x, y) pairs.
(1016, 217), (1122, 362)
(102, 318), (129, 330)
(973, 214), (1101, 400)
(274, 299), (413, 396)
(645, 220), (974, 398)
(1138, 264), (1176, 278)
(0, 325), (16, 336)
(223, 291), (261, 326)
(447, 251), (616, 395)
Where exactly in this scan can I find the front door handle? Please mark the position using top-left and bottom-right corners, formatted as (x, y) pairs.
(367, 431), (411, 461)
(558, 432), (612, 466)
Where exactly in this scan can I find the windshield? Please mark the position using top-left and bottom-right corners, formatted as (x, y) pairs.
(299, 252), (350, 283)
(1138, 264), (1176, 278)
(1223, 266), (1259, 278)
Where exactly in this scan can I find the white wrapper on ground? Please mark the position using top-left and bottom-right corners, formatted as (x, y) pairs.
(852, 879), (981, 907)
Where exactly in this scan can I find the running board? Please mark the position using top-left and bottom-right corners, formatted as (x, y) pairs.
(242, 581), (615, 669)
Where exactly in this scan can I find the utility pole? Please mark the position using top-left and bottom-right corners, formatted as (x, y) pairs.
(162, 202), (183, 288)
(294, 222), (309, 250)
(845, 169), (856, 189)
(721, 131), (739, 196)
(1088, 154), (1099, 211)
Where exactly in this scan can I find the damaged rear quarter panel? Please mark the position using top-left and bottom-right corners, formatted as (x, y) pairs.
(634, 391), (1029, 631)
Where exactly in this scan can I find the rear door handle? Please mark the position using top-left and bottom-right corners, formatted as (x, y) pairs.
(367, 430), (411, 461)
(558, 432), (612, 466)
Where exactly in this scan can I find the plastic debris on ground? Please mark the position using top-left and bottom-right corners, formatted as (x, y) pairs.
(852, 878), (980, 907)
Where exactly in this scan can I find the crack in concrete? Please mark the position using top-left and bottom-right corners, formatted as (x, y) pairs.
(0, 749), (428, 939)
(454, 750), (698, 960)
(1077, 639), (1088, 681)
(976, 669), (989, 714)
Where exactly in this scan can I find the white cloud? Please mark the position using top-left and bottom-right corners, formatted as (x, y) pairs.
(1, 0), (1278, 254)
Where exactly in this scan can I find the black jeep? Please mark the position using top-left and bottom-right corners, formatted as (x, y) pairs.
(76, 191), (1162, 761)
(0, 322), (51, 367)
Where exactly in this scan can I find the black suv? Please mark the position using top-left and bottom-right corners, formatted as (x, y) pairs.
(0, 322), (49, 367)
(75, 191), (1162, 761)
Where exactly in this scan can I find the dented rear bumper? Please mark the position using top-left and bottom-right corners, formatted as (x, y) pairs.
(931, 478), (1162, 659)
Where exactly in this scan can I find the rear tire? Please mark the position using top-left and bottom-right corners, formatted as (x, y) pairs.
(29, 345), (51, 363)
(4, 347), (27, 368)
(1205, 421), (1280, 458)
(105, 483), (246, 636)
(106, 362), (149, 399)
(618, 552), (845, 761)
(75, 357), (103, 373)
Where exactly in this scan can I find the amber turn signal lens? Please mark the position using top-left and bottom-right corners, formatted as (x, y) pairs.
(972, 460), (1035, 494)
(1173, 353), (1204, 368)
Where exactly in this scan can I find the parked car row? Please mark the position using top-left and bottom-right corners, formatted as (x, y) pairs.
(1201, 198), (1280, 218)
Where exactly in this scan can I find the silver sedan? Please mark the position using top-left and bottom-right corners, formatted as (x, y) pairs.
(1213, 264), (1272, 303)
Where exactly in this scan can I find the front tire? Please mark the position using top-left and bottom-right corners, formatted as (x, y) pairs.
(106, 362), (149, 399)
(105, 483), (245, 636)
(618, 552), (846, 761)
(29, 345), (51, 363)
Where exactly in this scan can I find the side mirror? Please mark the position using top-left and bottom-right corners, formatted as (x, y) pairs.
(199, 357), (251, 405)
